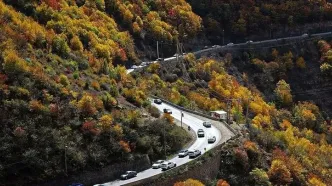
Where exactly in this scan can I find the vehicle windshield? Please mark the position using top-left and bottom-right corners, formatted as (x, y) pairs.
(180, 150), (186, 153)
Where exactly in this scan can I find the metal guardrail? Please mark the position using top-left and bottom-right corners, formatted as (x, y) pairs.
(150, 95), (238, 136)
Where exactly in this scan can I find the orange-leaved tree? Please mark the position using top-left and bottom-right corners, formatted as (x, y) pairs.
(174, 178), (204, 186)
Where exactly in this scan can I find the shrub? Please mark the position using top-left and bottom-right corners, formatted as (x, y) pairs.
(216, 179), (231, 186)
(165, 73), (178, 83)
(59, 74), (70, 86)
(73, 71), (79, 79)
(70, 36), (83, 51)
(250, 168), (271, 186)
(91, 81), (100, 90)
(147, 63), (160, 73)
(147, 105), (160, 118)
(174, 179), (204, 186)
(296, 57), (306, 69)
(98, 114), (113, 131)
(29, 100), (48, 113)
(77, 94), (103, 116)
(119, 140), (131, 153)
(3, 50), (28, 75)
(268, 160), (292, 185)
(52, 36), (70, 57)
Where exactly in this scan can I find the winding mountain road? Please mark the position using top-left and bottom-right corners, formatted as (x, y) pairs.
(96, 99), (234, 186)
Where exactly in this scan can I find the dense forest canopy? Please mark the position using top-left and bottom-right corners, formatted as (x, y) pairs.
(0, 0), (331, 185)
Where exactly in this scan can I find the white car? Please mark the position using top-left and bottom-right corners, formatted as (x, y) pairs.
(212, 45), (220, 48)
(246, 40), (253, 44)
(197, 129), (205, 137)
(161, 161), (176, 171)
(178, 149), (189, 158)
(302, 33), (309, 37)
(188, 149), (201, 158)
(152, 160), (165, 169)
(131, 65), (138, 69)
(227, 43), (234, 46)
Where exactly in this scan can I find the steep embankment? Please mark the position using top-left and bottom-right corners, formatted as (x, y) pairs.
(0, 1), (199, 185)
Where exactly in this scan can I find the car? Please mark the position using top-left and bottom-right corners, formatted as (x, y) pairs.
(156, 58), (164, 61)
(302, 33), (309, 37)
(154, 99), (162, 104)
(68, 183), (84, 186)
(152, 160), (165, 169)
(227, 43), (234, 46)
(212, 45), (220, 48)
(188, 149), (201, 158)
(163, 108), (172, 114)
(246, 40), (253, 44)
(208, 136), (216, 143)
(197, 129), (205, 137)
(161, 161), (176, 171)
(120, 171), (137, 180)
(204, 46), (209, 49)
(140, 62), (148, 66)
(173, 53), (181, 57)
(178, 149), (189, 158)
(203, 121), (212, 128)
(131, 65), (138, 69)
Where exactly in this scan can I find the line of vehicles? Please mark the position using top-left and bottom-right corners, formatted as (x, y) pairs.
(130, 32), (326, 71)
(110, 98), (217, 181)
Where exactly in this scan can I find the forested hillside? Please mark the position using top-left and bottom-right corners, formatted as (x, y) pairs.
(187, 0), (332, 39)
(0, 0), (197, 184)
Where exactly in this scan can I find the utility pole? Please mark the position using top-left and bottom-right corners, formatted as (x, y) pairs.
(157, 41), (159, 59)
(64, 145), (68, 175)
(226, 99), (232, 124)
(181, 112), (183, 128)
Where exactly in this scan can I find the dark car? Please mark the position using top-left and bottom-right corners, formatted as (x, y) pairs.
(163, 108), (172, 114)
(154, 99), (162, 104)
(120, 171), (137, 180)
(68, 183), (83, 186)
(203, 121), (212, 128)
(208, 136), (216, 143)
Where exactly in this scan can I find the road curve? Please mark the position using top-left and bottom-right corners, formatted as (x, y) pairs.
(126, 31), (332, 74)
(95, 99), (233, 186)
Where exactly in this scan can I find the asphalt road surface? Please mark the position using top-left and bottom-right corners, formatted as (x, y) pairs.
(95, 99), (233, 186)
